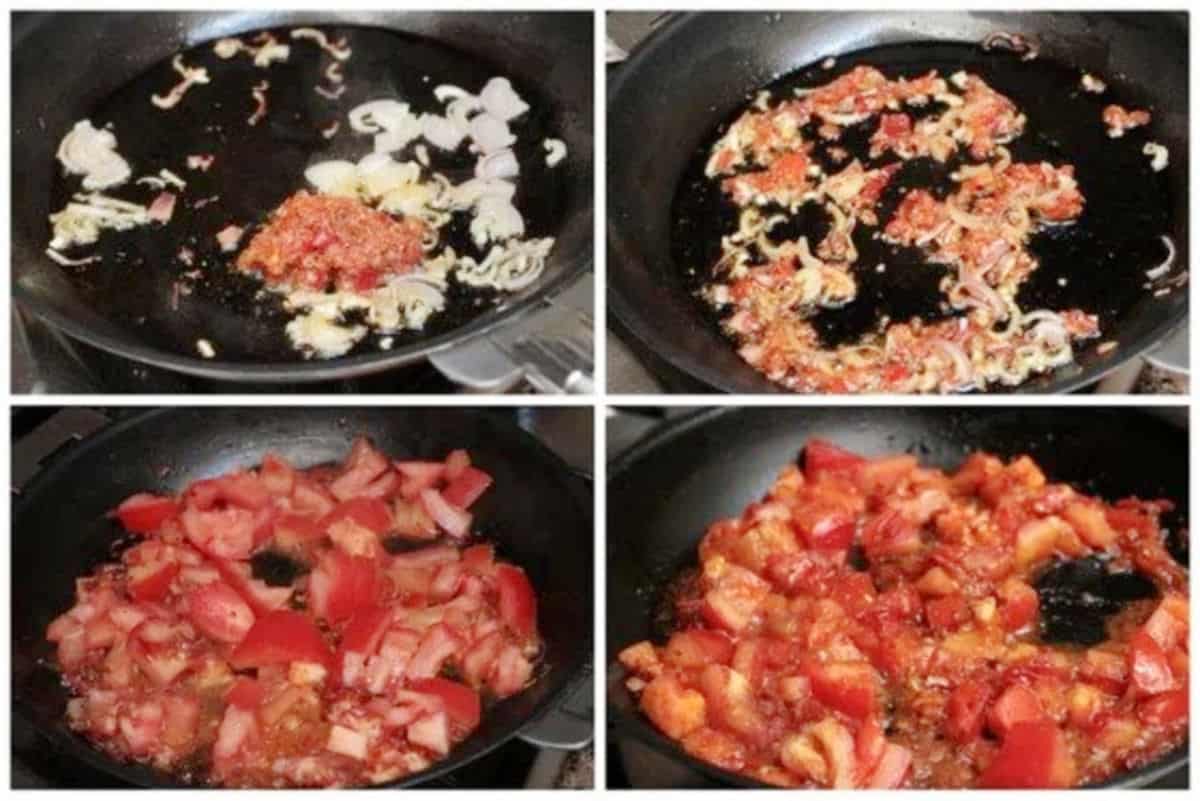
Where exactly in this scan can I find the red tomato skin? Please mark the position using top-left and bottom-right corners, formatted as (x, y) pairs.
(410, 677), (482, 730)
(1138, 689), (1189, 726)
(978, 721), (1075, 788)
(946, 681), (991, 744)
(1129, 630), (1176, 697)
(274, 513), (324, 543)
(805, 439), (866, 480)
(230, 610), (334, 670)
(321, 497), (393, 536)
(186, 582), (255, 644)
(442, 467), (494, 509)
(226, 677), (267, 709)
(337, 605), (392, 662)
(260, 453), (296, 496)
(987, 684), (1047, 738)
(496, 564), (538, 639)
(310, 551), (378, 624)
(806, 661), (877, 719)
(128, 561), (181, 603)
(115, 494), (180, 534)
(462, 544), (495, 573)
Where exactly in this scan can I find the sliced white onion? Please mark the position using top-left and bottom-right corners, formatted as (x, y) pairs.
(356, 153), (420, 199)
(446, 178), (516, 210)
(931, 338), (973, 388)
(543, 138), (567, 167)
(469, 195), (524, 246)
(304, 160), (359, 197)
(446, 96), (480, 133)
(433, 84), (473, 104)
(349, 100), (413, 134)
(479, 77), (529, 122)
(475, 149), (520, 180)
(1145, 235), (1176, 280)
(420, 114), (467, 151)
(56, 120), (131, 191)
(468, 113), (515, 155)
(374, 126), (419, 154)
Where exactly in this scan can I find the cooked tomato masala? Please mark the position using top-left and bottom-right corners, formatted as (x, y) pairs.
(620, 440), (1188, 788)
(46, 439), (539, 787)
(236, 192), (428, 292)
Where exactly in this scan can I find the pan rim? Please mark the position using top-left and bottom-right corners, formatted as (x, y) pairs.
(12, 406), (594, 788)
(606, 10), (1188, 395)
(605, 405), (1189, 788)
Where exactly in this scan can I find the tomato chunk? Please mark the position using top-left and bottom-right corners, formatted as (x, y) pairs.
(805, 439), (866, 480)
(496, 564), (538, 639)
(309, 551), (378, 624)
(186, 581), (255, 644)
(410, 677), (481, 730)
(230, 610), (334, 670)
(442, 467), (494, 509)
(321, 497), (394, 536)
(979, 721), (1075, 788)
(114, 493), (180, 534)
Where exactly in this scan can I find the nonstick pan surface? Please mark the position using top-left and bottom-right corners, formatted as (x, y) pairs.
(12, 407), (593, 787)
(13, 12), (593, 382)
(607, 406), (1188, 787)
(608, 12), (1188, 393)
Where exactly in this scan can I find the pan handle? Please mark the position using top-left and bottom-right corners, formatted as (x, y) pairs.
(517, 663), (593, 751)
(12, 408), (111, 494)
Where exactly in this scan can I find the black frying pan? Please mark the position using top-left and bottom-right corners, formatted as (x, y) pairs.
(12, 407), (593, 787)
(607, 406), (1188, 788)
(608, 12), (1188, 393)
(12, 12), (593, 382)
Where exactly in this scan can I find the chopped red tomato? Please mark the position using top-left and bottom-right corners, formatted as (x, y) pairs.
(461, 544), (495, 573)
(987, 684), (1047, 737)
(395, 461), (445, 500)
(213, 559), (293, 616)
(1128, 630), (1176, 697)
(806, 661), (878, 719)
(496, 564), (538, 639)
(128, 560), (180, 603)
(181, 506), (256, 561)
(186, 581), (255, 644)
(443, 449), (471, 481)
(1138, 689), (1188, 726)
(114, 493), (180, 534)
(321, 497), (394, 536)
(330, 438), (389, 501)
(226, 677), (267, 709)
(230, 610), (333, 670)
(442, 467), (494, 509)
(946, 681), (991, 743)
(309, 550), (378, 623)
(804, 439), (866, 480)
(410, 677), (481, 730)
(259, 453), (296, 497)
(979, 721), (1075, 788)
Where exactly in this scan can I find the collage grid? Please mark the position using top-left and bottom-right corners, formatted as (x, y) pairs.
(2, 0), (1196, 795)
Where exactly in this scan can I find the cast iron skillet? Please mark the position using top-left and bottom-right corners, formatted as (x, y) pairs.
(12, 407), (593, 787)
(12, 12), (593, 383)
(607, 407), (1188, 787)
(608, 12), (1188, 393)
